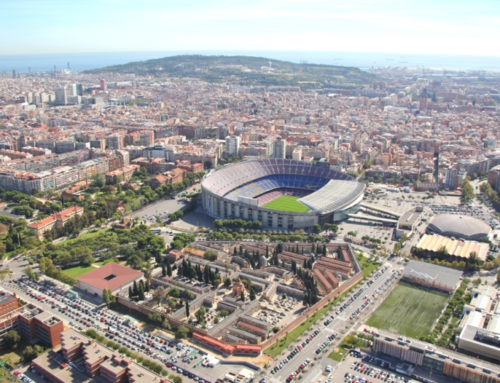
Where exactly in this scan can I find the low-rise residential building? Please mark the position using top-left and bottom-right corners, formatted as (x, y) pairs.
(28, 206), (84, 240)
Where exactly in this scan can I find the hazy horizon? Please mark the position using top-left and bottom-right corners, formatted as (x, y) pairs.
(2, 51), (500, 72)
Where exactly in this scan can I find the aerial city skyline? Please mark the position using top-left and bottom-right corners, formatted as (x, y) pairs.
(1, 2), (500, 383)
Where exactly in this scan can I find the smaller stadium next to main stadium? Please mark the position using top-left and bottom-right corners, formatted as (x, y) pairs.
(201, 159), (365, 229)
(426, 214), (492, 241)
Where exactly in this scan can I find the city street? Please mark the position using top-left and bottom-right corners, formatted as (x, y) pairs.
(267, 263), (401, 383)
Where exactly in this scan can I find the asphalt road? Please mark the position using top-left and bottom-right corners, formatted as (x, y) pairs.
(267, 262), (401, 383)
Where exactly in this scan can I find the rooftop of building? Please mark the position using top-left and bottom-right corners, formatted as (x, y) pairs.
(402, 260), (463, 291)
(32, 351), (91, 383)
(76, 262), (143, 291)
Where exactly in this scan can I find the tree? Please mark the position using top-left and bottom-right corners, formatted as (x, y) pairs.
(312, 224), (322, 234)
(162, 318), (172, 330)
(133, 280), (138, 297)
(175, 326), (189, 339)
(83, 256), (96, 266)
(23, 266), (38, 282)
(153, 286), (167, 307)
(166, 261), (172, 277)
(249, 287), (256, 301)
(138, 284), (145, 301)
(214, 317), (219, 324)
(185, 299), (190, 317)
(240, 290), (245, 302)
(171, 240), (184, 250)
(142, 260), (154, 286)
(22, 345), (41, 361)
(4, 330), (21, 349)
(195, 306), (206, 322)
(220, 309), (229, 317)
(224, 278), (231, 288)
(148, 312), (163, 326)
(162, 263), (167, 277)
(203, 249), (218, 261)
(168, 288), (180, 298)
(102, 289), (111, 305)
(91, 173), (106, 188)
(128, 286), (133, 299)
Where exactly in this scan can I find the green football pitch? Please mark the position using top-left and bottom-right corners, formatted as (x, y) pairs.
(261, 196), (310, 213)
(366, 281), (449, 338)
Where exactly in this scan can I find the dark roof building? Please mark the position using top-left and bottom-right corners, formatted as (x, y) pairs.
(402, 260), (462, 293)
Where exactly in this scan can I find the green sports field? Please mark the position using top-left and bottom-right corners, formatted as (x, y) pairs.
(366, 281), (449, 338)
(262, 196), (310, 213)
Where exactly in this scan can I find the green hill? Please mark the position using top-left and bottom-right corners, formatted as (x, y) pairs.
(84, 54), (375, 89)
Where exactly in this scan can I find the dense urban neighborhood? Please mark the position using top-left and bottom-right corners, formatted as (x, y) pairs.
(0, 56), (500, 383)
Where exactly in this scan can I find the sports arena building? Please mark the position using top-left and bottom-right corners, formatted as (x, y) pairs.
(201, 159), (365, 229)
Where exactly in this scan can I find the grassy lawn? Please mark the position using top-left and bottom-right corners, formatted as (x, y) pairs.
(328, 333), (366, 362)
(354, 252), (380, 278)
(366, 281), (449, 338)
(262, 196), (310, 213)
(0, 350), (20, 366)
(61, 229), (110, 246)
(328, 341), (350, 361)
(62, 265), (96, 279)
(0, 366), (15, 382)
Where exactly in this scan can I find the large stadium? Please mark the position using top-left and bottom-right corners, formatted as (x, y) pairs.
(201, 159), (365, 229)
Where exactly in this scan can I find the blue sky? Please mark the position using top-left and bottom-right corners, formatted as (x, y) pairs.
(1, 0), (498, 56)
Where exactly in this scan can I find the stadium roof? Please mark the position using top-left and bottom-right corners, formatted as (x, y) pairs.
(403, 260), (462, 291)
(427, 214), (491, 240)
(299, 180), (365, 214)
(202, 158), (354, 196)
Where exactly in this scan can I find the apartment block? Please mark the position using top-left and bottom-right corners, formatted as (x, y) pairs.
(105, 164), (140, 184)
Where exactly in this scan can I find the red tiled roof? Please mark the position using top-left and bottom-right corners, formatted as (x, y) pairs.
(28, 216), (56, 229)
(77, 262), (143, 291)
(234, 344), (262, 352)
(192, 333), (234, 354)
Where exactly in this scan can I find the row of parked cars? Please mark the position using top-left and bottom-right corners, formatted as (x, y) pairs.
(335, 266), (389, 317)
(284, 358), (311, 383)
(271, 328), (321, 375)
(315, 334), (336, 354)
(13, 371), (34, 383)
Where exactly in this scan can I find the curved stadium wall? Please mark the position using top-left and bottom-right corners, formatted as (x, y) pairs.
(201, 159), (365, 230)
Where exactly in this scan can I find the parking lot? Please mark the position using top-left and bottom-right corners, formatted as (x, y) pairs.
(6, 277), (244, 383)
(331, 351), (455, 383)
(129, 197), (188, 222)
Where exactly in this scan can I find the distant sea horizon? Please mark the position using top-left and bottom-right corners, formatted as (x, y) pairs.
(1, 51), (499, 73)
